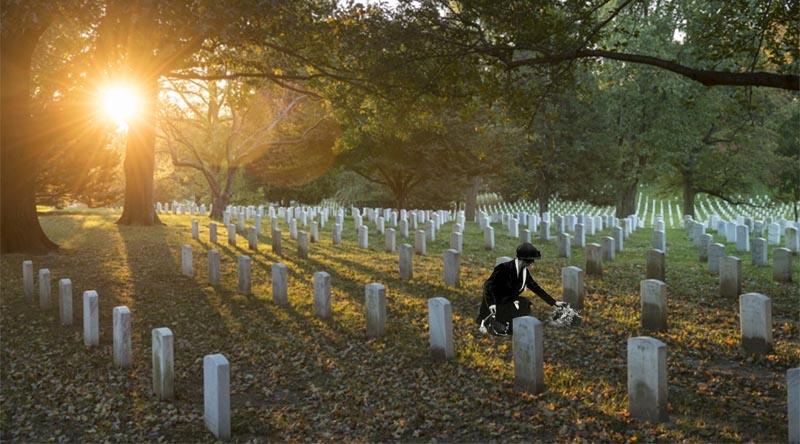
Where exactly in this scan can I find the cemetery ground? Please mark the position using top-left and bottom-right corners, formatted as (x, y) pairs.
(1, 209), (798, 443)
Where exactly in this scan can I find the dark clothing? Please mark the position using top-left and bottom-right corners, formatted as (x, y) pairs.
(476, 260), (556, 333)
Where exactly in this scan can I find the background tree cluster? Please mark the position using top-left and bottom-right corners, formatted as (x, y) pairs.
(1, 0), (797, 253)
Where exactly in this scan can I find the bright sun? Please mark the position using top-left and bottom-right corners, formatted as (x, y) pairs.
(100, 84), (140, 129)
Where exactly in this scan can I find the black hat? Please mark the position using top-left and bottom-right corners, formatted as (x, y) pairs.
(516, 242), (542, 261)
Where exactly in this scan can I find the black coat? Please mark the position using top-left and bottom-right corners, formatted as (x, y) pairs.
(476, 260), (556, 329)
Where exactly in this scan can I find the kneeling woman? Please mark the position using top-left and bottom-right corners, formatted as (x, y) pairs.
(476, 242), (566, 335)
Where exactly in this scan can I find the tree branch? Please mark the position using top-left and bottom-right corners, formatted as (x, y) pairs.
(505, 49), (799, 90)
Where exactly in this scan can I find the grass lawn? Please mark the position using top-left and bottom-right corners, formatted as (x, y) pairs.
(1, 208), (798, 443)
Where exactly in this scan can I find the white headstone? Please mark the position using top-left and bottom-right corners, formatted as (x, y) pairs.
(415, 230), (427, 255)
(209, 222), (218, 244)
(613, 226), (624, 252)
(646, 249), (665, 282)
(652, 230), (666, 253)
(787, 227), (799, 254)
(238, 255), (251, 295)
(310, 221), (319, 243)
(562, 266), (584, 310)
(385, 228), (396, 253)
(247, 227), (258, 251)
(428, 297), (455, 361)
(208, 250), (220, 286)
(22, 260), (33, 300)
(752, 238), (768, 266)
(602, 236), (615, 261)
(298, 231), (309, 258)
(272, 229), (282, 255)
(181, 245), (193, 277)
(113, 306), (132, 368)
(739, 293), (772, 355)
(203, 354), (231, 440)
(365, 283), (387, 338)
(768, 222), (781, 245)
(314, 271), (332, 319)
(574, 223), (586, 248)
(358, 225), (369, 249)
(399, 244), (413, 281)
(152, 327), (174, 400)
(38, 268), (51, 309)
(513, 316), (544, 394)
(83, 290), (99, 347)
(789, 368), (800, 444)
(736, 224), (750, 252)
(708, 243), (726, 274)
(58, 278), (72, 325)
(640, 279), (667, 332)
(444, 249), (460, 287)
(586, 243), (603, 276)
(227, 224), (236, 247)
(539, 221), (551, 241)
(720, 256), (742, 298)
(698, 233), (712, 262)
(773, 248), (793, 282)
(627, 336), (668, 423)
(558, 233), (571, 258)
(272, 263), (288, 305)
(450, 232), (463, 254)
(290, 218), (298, 240)
(484, 226), (495, 250)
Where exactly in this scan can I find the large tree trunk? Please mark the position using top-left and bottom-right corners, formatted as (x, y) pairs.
(537, 191), (550, 216)
(210, 168), (236, 220)
(465, 176), (480, 222)
(116, 80), (162, 225)
(615, 180), (638, 218)
(0, 26), (59, 254)
(682, 172), (696, 218)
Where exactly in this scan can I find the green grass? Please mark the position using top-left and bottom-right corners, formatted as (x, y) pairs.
(1, 209), (798, 443)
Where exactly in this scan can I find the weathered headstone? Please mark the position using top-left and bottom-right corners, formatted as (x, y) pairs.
(519, 228), (531, 244)
(789, 368), (800, 444)
(627, 336), (668, 423)
(310, 221), (319, 243)
(181, 245), (193, 277)
(289, 218), (298, 240)
(561, 266), (584, 309)
(752, 238), (768, 266)
(509, 217), (519, 238)
(38, 269), (51, 309)
(192, 219), (199, 240)
(444, 249), (460, 287)
(602, 236), (615, 261)
(399, 219), (409, 238)
(272, 229), (282, 255)
(425, 219), (436, 242)
(365, 283), (387, 338)
(204, 354), (231, 440)
(314, 271), (332, 319)
(720, 256), (742, 298)
(399, 244), (413, 280)
(646, 249), (665, 282)
(415, 230), (427, 255)
(152, 327), (174, 400)
(739, 293), (772, 355)
(773, 248), (793, 282)
(586, 243), (603, 276)
(237, 255), (251, 295)
(428, 297), (455, 361)
(298, 231), (309, 258)
(83, 290), (99, 347)
(640, 279), (667, 332)
(22, 260), (33, 300)
(708, 243), (726, 274)
(58, 278), (72, 325)
(113, 306), (132, 368)
(358, 225), (369, 249)
(558, 233), (571, 258)
(513, 316), (544, 394)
